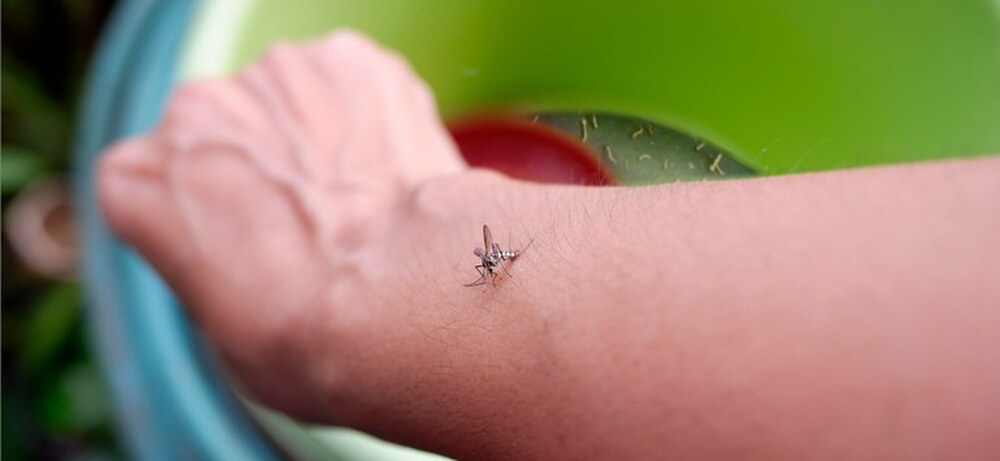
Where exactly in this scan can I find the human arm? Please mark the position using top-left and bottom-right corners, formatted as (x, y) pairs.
(98, 31), (1000, 460)
(332, 156), (1000, 460)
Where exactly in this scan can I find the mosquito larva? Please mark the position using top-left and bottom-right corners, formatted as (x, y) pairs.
(604, 145), (617, 164)
(647, 124), (655, 136)
(709, 154), (725, 175)
(695, 141), (706, 151)
(531, 114), (540, 123)
(630, 126), (645, 139)
(638, 154), (652, 161)
(662, 158), (670, 171)
(591, 114), (599, 129)
(580, 117), (589, 143)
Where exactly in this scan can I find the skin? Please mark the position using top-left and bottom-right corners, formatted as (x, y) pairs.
(98, 31), (1000, 460)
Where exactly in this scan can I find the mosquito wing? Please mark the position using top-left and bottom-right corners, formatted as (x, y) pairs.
(473, 247), (485, 258)
(482, 225), (494, 254)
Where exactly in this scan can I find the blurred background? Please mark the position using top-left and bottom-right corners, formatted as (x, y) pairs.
(3, 1), (121, 460)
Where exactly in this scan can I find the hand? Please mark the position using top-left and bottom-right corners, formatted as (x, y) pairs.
(99, 30), (466, 420)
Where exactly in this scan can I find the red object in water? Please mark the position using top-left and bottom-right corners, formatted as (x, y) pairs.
(449, 116), (614, 186)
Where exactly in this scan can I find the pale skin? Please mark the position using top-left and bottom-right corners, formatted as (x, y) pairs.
(98, 31), (1000, 460)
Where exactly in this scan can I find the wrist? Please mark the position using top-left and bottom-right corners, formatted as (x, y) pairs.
(321, 169), (568, 455)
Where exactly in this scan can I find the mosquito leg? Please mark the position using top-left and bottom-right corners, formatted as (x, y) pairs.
(465, 264), (488, 287)
(467, 278), (487, 287)
(465, 275), (487, 287)
(520, 236), (535, 254)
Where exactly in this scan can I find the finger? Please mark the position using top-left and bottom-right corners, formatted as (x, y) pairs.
(164, 79), (270, 140)
(163, 79), (297, 183)
(97, 136), (197, 293)
(308, 30), (467, 186)
(304, 31), (386, 188)
(394, 53), (468, 181)
(251, 42), (347, 172)
(370, 44), (467, 183)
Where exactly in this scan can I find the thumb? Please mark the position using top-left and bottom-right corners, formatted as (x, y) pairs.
(98, 135), (196, 291)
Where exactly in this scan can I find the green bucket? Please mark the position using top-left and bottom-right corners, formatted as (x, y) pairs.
(186, 0), (1000, 175)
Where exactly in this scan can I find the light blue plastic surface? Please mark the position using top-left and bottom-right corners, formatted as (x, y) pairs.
(72, 1), (282, 459)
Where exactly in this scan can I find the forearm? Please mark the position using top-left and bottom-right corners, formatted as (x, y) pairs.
(330, 156), (1000, 459)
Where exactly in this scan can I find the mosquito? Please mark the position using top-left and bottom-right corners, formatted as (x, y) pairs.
(465, 224), (531, 287)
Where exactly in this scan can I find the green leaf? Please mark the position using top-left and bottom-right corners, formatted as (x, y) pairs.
(19, 282), (81, 377)
(39, 364), (112, 434)
(1, 59), (72, 164)
(2, 145), (49, 194)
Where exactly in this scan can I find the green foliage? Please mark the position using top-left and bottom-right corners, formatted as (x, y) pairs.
(2, 0), (120, 459)
(17, 283), (81, 377)
(2, 146), (49, 195)
(1, 58), (72, 167)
